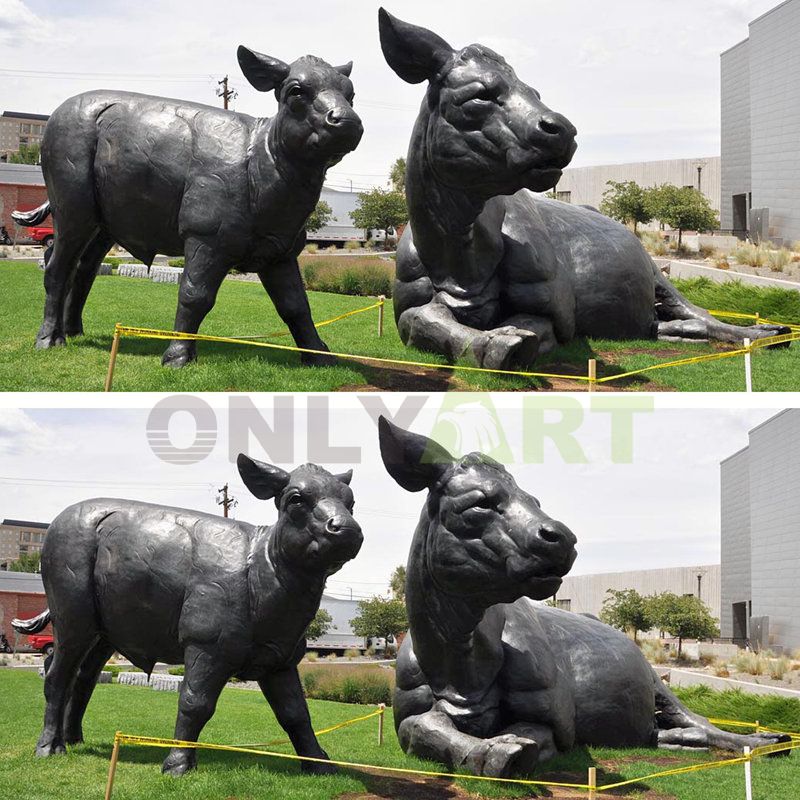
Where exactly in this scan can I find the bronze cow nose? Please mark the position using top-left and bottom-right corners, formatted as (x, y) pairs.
(537, 520), (577, 549)
(325, 107), (361, 129)
(528, 111), (577, 157)
(325, 515), (360, 536)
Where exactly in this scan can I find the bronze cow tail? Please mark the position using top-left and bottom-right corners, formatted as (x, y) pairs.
(12, 608), (51, 635)
(12, 201), (51, 227)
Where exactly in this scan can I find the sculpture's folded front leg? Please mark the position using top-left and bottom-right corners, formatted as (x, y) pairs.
(398, 297), (540, 371)
(398, 710), (540, 778)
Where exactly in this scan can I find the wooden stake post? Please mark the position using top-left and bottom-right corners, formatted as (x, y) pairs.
(588, 359), (597, 392)
(104, 325), (122, 392)
(743, 338), (752, 393)
(378, 296), (386, 338)
(744, 746), (753, 800)
(588, 765), (597, 799)
(104, 733), (121, 800)
(378, 703), (386, 745)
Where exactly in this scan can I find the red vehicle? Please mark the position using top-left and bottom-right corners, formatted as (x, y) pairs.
(28, 226), (54, 248)
(27, 633), (54, 657)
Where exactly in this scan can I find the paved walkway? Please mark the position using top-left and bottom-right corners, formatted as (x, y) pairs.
(657, 257), (800, 291)
(669, 667), (800, 698)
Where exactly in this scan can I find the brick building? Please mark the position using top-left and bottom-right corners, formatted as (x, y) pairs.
(0, 162), (47, 239)
(0, 571), (50, 646)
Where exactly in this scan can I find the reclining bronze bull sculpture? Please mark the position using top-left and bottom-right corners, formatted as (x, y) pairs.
(378, 417), (788, 778)
(13, 45), (362, 368)
(378, 10), (788, 369)
(12, 455), (362, 776)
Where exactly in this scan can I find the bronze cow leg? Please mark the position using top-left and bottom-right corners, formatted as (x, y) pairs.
(63, 229), (115, 337)
(162, 238), (228, 368)
(63, 639), (115, 744)
(258, 258), (336, 366)
(161, 645), (232, 775)
(258, 667), (336, 774)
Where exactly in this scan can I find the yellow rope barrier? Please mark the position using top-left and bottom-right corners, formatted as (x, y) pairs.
(103, 709), (799, 799)
(102, 305), (799, 391)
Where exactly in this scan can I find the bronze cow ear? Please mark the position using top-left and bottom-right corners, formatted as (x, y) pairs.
(378, 8), (453, 84)
(237, 454), (291, 499)
(334, 469), (353, 485)
(378, 416), (453, 492)
(238, 46), (291, 92)
(335, 61), (353, 77)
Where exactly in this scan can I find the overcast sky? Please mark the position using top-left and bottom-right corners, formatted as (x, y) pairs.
(0, 0), (782, 190)
(0, 398), (779, 599)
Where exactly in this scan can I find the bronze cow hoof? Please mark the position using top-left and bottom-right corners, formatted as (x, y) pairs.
(472, 326), (539, 371)
(161, 341), (197, 368)
(468, 734), (539, 778)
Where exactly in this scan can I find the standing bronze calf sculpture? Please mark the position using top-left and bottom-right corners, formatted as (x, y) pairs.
(12, 456), (362, 776)
(378, 418), (787, 778)
(378, 10), (787, 369)
(13, 45), (362, 368)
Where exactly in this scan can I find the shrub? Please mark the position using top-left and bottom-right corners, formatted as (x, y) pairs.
(102, 664), (123, 679)
(640, 639), (669, 665)
(305, 651), (319, 662)
(768, 657), (790, 681)
(305, 243), (319, 254)
(698, 244), (718, 259)
(344, 240), (361, 251)
(167, 258), (185, 268)
(713, 660), (731, 678)
(300, 665), (393, 705)
(344, 648), (360, 660)
(167, 666), (185, 676)
(301, 258), (394, 297)
(715, 256), (730, 270)
(733, 651), (765, 676)
(104, 257), (123, 268)
(732, 243), (766, 267)
(768, 249), (791, 273)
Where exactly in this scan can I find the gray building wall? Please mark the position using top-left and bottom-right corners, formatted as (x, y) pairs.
(720, 41), (751, 231)
(748, 1), (800, 244)
(719, 448), (751, 639)
(555, 157), (720, 220)
(747, 410), (800, 650)
(720, 0), (800, 243)
(555, 564), (720, 622)
(720, 409), (800, 651)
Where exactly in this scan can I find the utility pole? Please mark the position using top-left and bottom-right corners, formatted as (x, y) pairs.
(216, 76), (237, 110)
(216, 483), (237, 518)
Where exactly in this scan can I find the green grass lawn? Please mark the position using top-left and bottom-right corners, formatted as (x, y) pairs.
(1, 671), (797, 800)
(0, 263), (798, 391)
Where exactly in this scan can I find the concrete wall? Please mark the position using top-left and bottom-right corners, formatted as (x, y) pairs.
(748, 0), (800, 245)
(719, 447), (751, 640)
(555, 157), (720, 220)
(555, 564), (720, 622)
(720, 40), (751, 231)
(746, 410), (800, 650)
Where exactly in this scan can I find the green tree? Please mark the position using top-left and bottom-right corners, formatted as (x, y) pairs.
(350, 596), (408, 642)
(389, 157), (406, 193)
(350, 188), (407, 249)
(600, 180), (652, 232)
(647, 592), (719, 656)
(646, 184), (718, 247)
(389, 565), (406, 601)
(599, 588), (652, 641)
(9, 552), (41, 573)
(306, 200), (334, 234)
(8, 143), (41, 165)
(305, 608), (334, 641)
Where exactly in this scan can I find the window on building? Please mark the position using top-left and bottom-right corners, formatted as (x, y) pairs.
(556, 191), (572, 203)
(21, 124), (31, 134)
(556, 599), (572, 611)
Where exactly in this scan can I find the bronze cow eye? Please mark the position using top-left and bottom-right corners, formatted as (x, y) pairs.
(287, 493), (305, 507)
(287, 85), (305, 98)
